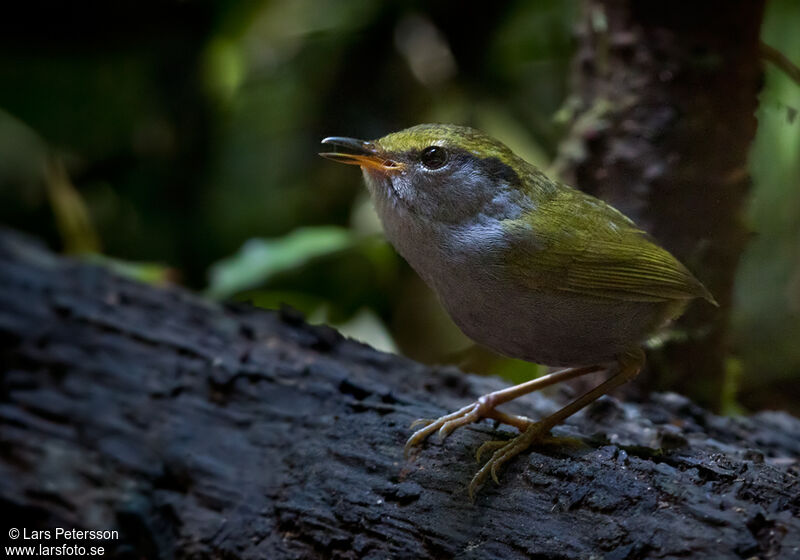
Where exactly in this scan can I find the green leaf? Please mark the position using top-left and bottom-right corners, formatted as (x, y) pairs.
(206, 226), (358, 299)
(84, 254), (175, 285)
(315, 307), (398, 354)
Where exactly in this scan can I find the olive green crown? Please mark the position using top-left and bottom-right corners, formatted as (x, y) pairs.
(376, 124), (519, 168)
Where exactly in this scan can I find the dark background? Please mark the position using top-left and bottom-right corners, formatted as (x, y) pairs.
(0, 0), (798, 414)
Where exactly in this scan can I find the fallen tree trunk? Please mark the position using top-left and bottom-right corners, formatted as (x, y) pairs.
(1, 229), (798, 559)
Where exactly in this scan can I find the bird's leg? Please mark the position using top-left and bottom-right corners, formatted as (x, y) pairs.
(404, 363), (603, 457)
(468, 348), (645, 500)
(483, 408), (533, 432)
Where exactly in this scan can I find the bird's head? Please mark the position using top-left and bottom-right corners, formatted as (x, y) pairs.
(320, 124), (539, 224)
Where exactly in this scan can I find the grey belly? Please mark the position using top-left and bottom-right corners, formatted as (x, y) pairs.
(432, 275), (666, 367)
(377, 212), (669, 366)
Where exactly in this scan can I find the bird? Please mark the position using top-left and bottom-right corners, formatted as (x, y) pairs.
(319, 123), (715, 498)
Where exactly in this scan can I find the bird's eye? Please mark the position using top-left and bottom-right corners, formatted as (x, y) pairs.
(420, 146), (448, 170)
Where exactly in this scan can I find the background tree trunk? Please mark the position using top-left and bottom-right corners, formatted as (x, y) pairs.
(555, 0), (765, 409)
(1, 229), (799, 559)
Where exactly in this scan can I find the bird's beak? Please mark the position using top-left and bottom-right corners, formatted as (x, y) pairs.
(319, 137), (402, 172)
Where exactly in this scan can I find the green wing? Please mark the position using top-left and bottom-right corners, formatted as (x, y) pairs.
(504, 187), (716, 304)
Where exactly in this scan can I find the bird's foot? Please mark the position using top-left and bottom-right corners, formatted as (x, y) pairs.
(404, 402), (486, 457)
(404, 395), (529, 457)
(468, 421), (549, 500)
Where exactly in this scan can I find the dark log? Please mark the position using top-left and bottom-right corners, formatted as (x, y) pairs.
(555, 0), (765, 409)
(1, 229), (799, 559)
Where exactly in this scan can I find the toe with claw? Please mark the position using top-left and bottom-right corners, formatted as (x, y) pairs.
(404, 396), (502, 457)
(404, 403), (478, 457)
(467, 422), (547, 500)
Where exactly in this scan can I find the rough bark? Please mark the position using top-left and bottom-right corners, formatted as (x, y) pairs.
(1, 228), (798, 560)
(555, 0), (765, 409)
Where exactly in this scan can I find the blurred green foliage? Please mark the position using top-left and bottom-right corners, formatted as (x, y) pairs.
(207, 226), (361, 300)
(0, 1), (797, 411)
(733, 0), (800, 413)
